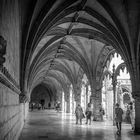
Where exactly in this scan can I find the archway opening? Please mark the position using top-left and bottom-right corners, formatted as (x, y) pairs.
(30, 84), (55, 110)
(101, 53), (134, 123)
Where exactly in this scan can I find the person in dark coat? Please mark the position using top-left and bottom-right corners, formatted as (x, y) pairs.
(115, 103), (123, 135)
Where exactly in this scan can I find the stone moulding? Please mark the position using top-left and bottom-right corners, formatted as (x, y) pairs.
(0, 35), (6, 66)
(0, 35), (21, 94)
(0, 66), (21, 94)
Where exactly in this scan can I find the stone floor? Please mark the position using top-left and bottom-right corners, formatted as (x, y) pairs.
(19, 110), (140, 140)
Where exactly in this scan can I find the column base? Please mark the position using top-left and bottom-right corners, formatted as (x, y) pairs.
(134, 98), (140, 134)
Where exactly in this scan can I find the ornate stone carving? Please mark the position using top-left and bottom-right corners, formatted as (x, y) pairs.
(0, 35), (6, 66)
(0, 36), (20, 95)
(0, 66), (20, 94)
(19, 93), (29, 103)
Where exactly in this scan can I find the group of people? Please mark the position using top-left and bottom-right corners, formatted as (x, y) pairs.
(30, 101), (52, 111)
(75, 102), (135, 135)
(115, 102), (135, 135)
(30, 102), (44, 110)
(75, 103), (94, 125)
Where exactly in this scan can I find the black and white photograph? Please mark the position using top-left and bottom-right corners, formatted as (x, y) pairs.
(0, 0), (140, 140)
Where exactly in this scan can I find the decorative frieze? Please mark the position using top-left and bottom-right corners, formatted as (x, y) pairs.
(0, 35), (6, 66)
(0, 66), (20, 94)
(0, 35), (21, 95)
(19, 94), (29, 103)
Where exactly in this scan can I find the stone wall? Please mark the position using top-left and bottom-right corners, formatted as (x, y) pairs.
(0, 84), (26, 140)
(0, 0), (20, 83)
(0, 0), (27, 140)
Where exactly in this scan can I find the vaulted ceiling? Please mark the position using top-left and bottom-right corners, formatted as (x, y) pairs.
(20, 0), (140, 97)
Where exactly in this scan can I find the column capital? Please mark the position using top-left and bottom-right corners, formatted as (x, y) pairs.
(19, 91), (29, 103)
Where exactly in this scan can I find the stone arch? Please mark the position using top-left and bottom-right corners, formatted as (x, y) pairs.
(22, 4), (134, 96)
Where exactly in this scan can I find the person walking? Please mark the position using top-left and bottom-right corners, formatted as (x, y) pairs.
(85, 103), (92, 125)
(115, 103), (123, 135)
(75, 104), (84, 125)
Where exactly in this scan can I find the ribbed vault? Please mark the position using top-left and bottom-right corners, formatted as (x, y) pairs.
(20, 0), (140, 100)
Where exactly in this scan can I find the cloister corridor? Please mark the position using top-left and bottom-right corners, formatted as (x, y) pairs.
(19, 110), (140, 140)
(1, 0), (140, 140)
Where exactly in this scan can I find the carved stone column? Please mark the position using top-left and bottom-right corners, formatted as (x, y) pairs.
(133, 91), (140, 133)
(64, 91), (68, 112)
(74, 84), (81, 106)
(64, 91), (70, 113)
(19, 91), (29, 103)
(85, 84), (88, 105)
(58, 90), (62, 105)
(66, 93), (70, 113)
(72, 90), (75, 114)
(90, 88), (102, 121)
(0, 35), (6, 66)
(90, 94), (97, 120)
(90, 88), (97, 120)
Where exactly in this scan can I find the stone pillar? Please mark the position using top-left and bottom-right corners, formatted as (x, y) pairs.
(76, 92), (81, 106)
(135, 99), (140, 133)
(73, 85), (81, 106)
(64, 92), (67, 112)
(72, 91), (76, 114)
(90, 87), (97, 120)
(90, 88), (102, 121)
(90, 94), (97, 120)
(133, 91), (140, 134)
(85, 84), (89, 106)
(65, 93), (70, 113)
(59, 90), (62, 110)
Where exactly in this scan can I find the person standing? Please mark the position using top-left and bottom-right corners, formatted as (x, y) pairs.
(85, 103), (92, 125)
(99, 104), (105, 121)
(115, 103), (123, 135)
(129, 102), (135, 130)
(125, 105), (130, 123)
(40, 100), (45, 110)
(75, 104), (84, 125)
